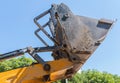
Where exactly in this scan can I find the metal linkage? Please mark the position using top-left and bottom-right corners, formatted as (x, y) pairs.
(34, 9), (58, 47)
(27, 47), (52, 71)
(0, 46), (62, 71)
(34, 21), (50, 46)
(0, 46), (62, 61)
(0, 48), (28, 61)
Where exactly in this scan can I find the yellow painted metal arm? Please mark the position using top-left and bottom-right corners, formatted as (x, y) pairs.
(0, 59), (79, 83)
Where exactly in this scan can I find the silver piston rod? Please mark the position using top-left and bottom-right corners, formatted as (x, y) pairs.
(0, 46), (61, 62)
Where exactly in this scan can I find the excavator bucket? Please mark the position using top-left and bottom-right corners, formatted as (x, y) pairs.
(48, 3), (114, 73)
(61, 15), (113, 64)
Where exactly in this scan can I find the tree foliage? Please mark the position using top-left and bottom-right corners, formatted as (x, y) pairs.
(55, 69), (120, 83)
(0, 56), (33, 72)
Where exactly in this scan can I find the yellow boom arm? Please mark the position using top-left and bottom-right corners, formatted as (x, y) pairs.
(0, 59), (80, 83)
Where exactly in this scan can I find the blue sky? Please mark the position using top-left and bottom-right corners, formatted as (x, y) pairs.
(0, 0), (120, 75)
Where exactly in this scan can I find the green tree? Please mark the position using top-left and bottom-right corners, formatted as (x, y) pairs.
(0, 56), (33, 72)
(54, 69), (120, 83)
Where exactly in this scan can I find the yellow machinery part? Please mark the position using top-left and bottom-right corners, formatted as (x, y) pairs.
(0, 59), (74, 83)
